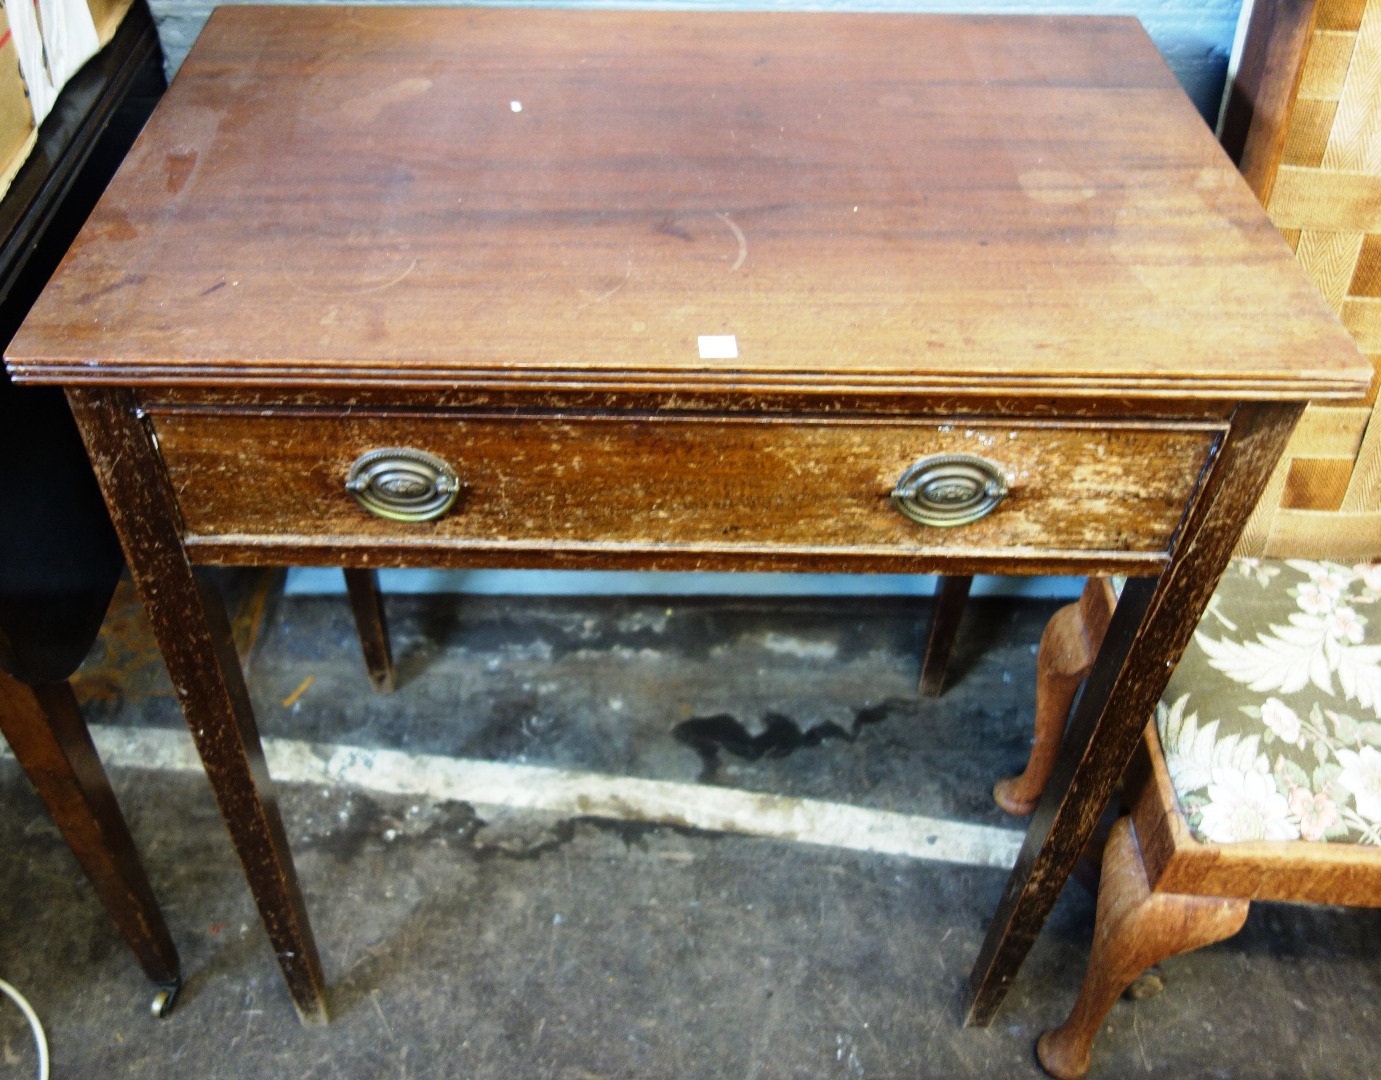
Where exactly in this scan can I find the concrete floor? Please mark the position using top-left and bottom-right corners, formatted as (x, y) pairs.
(1, 582), (1378, 1078)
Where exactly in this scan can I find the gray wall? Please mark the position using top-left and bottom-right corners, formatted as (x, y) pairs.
(149, 0), (1244, 122)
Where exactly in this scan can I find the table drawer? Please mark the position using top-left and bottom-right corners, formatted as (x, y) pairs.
(150, 410), (1220, 565)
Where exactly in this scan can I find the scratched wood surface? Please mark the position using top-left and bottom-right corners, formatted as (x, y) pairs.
(5, 6), (1367, 400)
(65, 385), (331, 1022)
(150, 409), (1219, 570)
(0, 667), (181, 989)
(12, 7), (1374, 1029)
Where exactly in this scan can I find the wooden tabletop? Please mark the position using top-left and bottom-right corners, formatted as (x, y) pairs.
(6, 6), (1369, 399)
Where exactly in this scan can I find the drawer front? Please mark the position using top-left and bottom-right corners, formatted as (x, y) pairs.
(150, 410), (1220, 562)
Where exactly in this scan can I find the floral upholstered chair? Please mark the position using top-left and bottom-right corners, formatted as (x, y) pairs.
(1157, 559), (1381, 849)
(1005, 0), (1381, 1071)
(1021, 559), (1381, 1080)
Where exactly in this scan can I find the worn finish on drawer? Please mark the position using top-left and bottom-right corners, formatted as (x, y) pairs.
(150, 410), (1221, 565)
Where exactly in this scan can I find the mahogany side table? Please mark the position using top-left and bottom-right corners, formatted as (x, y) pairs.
(5, 7), (1368, 1026)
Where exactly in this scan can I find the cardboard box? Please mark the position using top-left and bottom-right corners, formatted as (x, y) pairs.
(0, 7), (37, 200)
(88, 0), (132, 47)
(0, 0), (133, 201)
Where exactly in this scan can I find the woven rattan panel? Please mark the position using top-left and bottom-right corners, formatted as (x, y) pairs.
(1237, 0), (1381, 558)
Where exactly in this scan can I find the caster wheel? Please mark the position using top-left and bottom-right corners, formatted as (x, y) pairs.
(150, 983), (181, 1019)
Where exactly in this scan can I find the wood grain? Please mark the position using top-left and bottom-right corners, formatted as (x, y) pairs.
(1319, 0), (1367, 32)
(995, 602), (1381, 907)
(1322, 1), (1381, 170)
(149, 410), (1221, 570)
(1285, 404), (1371, 455)
(343, 568), (395, 693)
(1270, 164), (1381, 230)
(22, 6), (1368, 1031)
(0, 668), (180, 989)
(1296, 228), (1366, 309)
(5, 7), (1367, 400)
(918, 575), (973, 697)
(993, 577), (1118, 817)
(1285, 456), (1354, 507)
(1341, 409), (1381, 506)
(1232, 0), (1381, 556)
(1281, 96), (1340, 165)
(1129, 726), (1381, 906)
(1003, 587), (1381, 1073)
(1262, 507), (1381, 553)
(1342, 295), (1381, 349)
(1036, 816), (1250, 1080)
(65, 386), (329, 1023)
(142, 386), (1245, 421)
(1207, 0), (1318, 207)
(1300, 29), (1359, 99)
(965, 401), (1302, 1027)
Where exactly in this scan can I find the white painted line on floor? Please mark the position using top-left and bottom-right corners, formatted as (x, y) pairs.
(9, 724), (1025, 870)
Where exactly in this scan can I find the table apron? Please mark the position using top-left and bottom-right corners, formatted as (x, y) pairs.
(148, 407), (1225, 575)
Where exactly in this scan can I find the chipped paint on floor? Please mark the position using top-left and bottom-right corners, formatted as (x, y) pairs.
(4, 590), (1381, 1079)
(13, 724), (1024, 869)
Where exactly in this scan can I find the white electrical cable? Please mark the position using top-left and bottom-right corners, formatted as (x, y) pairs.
(0, 977), (49, 1080)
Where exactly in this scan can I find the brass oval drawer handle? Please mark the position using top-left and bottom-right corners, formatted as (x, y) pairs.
(345, 448), (460, 523)
(891, 453), (1008, 527)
